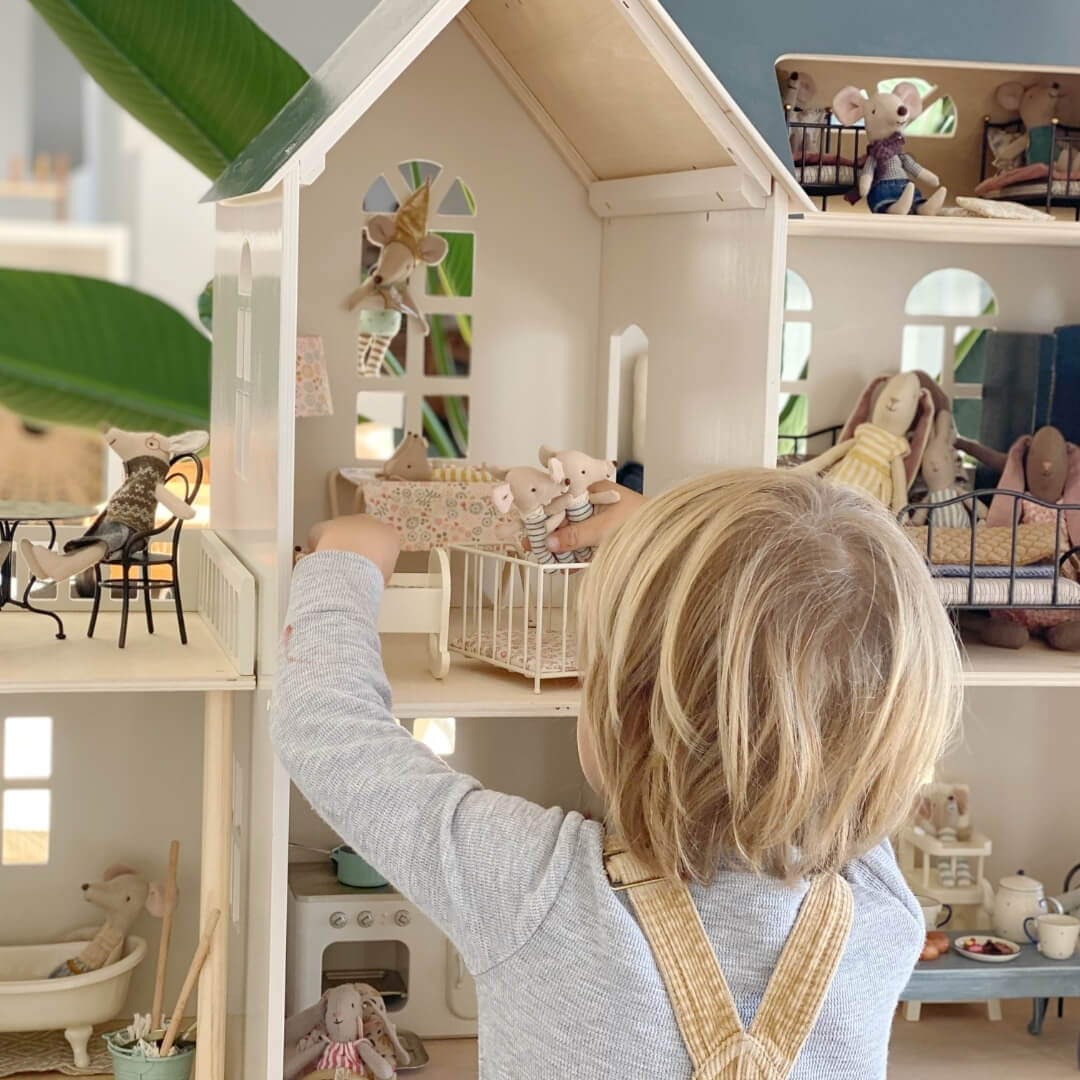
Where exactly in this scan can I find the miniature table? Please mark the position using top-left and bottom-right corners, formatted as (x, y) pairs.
(0, 500), (97, 639)
(902, 931), (1080, 1068)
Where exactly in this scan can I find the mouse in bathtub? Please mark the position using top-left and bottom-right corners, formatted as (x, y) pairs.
(49, 863), (169, 978)
(834, 82), (947, 215)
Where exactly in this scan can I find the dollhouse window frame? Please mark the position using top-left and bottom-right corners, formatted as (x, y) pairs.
(901, 269), (998, 436)
(355, 164), (476, 466)
(1, 715), (53, 866)
(779, 269), (812, 452)
(234, 239), (254, 480)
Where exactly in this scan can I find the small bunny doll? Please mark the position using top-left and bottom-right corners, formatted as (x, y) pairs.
(911, 411), (987, 528)
(834, 82), (947, 215)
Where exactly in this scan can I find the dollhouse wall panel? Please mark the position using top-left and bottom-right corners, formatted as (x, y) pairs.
(293, 22), (602, 537)
(786, 236), (1080, 434)
(943, 687), (1080, 899)
(0, 693), (203, 1012)
(600, 195), (788, 493)
(211, 189), (298, 1080)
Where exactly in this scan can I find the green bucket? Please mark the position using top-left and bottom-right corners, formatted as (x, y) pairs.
(104, 1031), (196, 1080)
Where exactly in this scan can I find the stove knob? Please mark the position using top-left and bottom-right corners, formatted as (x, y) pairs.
(394, 909), (411, 927)
(329, 911), (347, 929)
(357, 910), (374, 928)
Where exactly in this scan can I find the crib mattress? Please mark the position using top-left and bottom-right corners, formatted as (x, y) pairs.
(451, 627), (578, 675)
(932, 574), (1080, 606)
(795, 163), (856, 186)
(984, 179), (1080, 199)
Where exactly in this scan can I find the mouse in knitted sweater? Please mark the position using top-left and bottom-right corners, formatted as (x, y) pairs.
(20, 426), (208, 583)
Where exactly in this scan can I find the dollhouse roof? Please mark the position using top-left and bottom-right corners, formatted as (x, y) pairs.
(203, 0), (808, 207)
(659, 0), (1080, 175)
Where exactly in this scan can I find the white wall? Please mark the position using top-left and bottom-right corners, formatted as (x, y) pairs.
(944, 687), (1080, 897)
(293, 21), (603, 535)
(0, 693), (203, 1011)
(786, 235), (1080, 434)
(0, 4), (31, 177)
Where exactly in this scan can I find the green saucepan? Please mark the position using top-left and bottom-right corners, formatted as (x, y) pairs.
(330, 845), (387, 888)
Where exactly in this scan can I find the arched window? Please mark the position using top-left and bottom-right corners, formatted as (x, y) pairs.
(778, 269), (812, 456)
(901, 269), (997, 439)
(356, 162), (475, 463)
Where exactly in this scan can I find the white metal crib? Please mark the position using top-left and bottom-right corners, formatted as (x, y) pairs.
(447, 544), (588, 692)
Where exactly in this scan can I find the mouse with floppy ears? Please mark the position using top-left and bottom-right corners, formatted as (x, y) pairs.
(834, 82), (947, 215)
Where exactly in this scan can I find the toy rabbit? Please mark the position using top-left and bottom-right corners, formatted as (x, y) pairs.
(834, 82), (947, 215)
(19, 426), (208, 583)
(792, 371), (934, 512)
(962, 427), (1080, 651)
(490, 462), (573, 564)
(344, 180), (448, 377)
(285, 984), (407, 1080)
(911, 411), (987, 528)
(49, 863), (168, 978)
(537, 447), (618, 562)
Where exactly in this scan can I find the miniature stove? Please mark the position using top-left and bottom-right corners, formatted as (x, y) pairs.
(286, 860), (477, 1038)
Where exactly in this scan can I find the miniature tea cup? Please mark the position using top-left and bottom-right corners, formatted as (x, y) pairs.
(916, 895), (952, 930)
(1024, 913), (1080, 960)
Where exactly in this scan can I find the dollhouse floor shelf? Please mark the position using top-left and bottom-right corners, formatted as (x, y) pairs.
(381, 634), (578, 718)
(0, 611), (255, 693)
(960, 640), (1080, 687)
(789, 212), (1080, 247)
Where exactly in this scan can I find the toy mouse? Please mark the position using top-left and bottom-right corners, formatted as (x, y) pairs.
(344, 180), (448, 377)
(19, 426), (208, 583)
(491, 462), (573, 564)
(993, 79), (1071, 171)
(833, 82), (947, 215)
(911, 410), (987, 527)
(537, 447), (618, 562)
(792, 371), (934, 512)
(380, 432), (431, 482)
(285, 984), (407, 1080)
(779, 70), (827, 160)
(49, 863), (168, 978)
(964, 427), (1080, 651)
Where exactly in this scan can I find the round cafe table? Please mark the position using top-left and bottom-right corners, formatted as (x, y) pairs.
(0, 500), (98, 639)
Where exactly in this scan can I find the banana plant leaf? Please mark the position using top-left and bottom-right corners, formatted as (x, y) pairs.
(0, 269), (210, 432)
(28, 0), (308, 180)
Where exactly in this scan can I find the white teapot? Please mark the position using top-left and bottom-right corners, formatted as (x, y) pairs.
(986, 871), (1063, 943)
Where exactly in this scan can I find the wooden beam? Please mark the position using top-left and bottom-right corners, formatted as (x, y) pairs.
(457, 11), (596, 188)
(195, 690), (234, 1080)
(589, 165), (766, 217)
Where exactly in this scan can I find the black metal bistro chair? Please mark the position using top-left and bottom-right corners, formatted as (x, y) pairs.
(87, 453), (203, 648)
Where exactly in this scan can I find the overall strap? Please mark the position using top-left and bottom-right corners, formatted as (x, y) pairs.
(748, 873), (854, 1074)
(604, 840), (742, 1070)
(604, 835), (854, 1079)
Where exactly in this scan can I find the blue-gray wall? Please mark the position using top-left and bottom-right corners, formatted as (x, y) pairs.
(663, 0), (1080, 167)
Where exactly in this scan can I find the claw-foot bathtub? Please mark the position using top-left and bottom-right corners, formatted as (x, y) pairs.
(0, 936), (146, 1067)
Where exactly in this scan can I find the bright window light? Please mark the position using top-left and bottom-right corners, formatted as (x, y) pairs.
(413, 717), (456, 756)
(3, 716), (52, 779)
(2, 788), (51, 865)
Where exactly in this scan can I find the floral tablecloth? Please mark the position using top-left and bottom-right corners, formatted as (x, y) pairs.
(351, 475), (519, 551)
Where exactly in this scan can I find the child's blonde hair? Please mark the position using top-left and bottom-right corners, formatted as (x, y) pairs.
(578, 468), (961, 883)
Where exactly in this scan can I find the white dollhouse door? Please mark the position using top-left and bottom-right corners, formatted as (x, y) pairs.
(211, 177), (300, 1080)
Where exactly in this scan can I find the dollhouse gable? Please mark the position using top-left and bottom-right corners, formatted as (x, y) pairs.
(203, 0), (811, 212)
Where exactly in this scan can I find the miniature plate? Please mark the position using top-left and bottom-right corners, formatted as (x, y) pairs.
(953, 935), (1022, 963)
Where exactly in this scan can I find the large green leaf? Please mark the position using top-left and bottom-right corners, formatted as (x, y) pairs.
(28, 0), (308, 179)
(0, 270), (210, 432)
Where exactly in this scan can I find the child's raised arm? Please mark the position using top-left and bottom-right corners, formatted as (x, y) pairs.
(270, 517), (588, 975)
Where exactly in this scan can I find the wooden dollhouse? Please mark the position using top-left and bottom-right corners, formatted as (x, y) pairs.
(6, 0), (1080, 1077)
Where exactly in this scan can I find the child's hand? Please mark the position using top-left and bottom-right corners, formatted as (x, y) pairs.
(304, 515), (401, 583)
(547, 482), (647, 555)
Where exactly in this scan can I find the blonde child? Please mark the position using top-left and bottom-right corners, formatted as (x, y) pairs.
(272, 468), (960, 1079)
